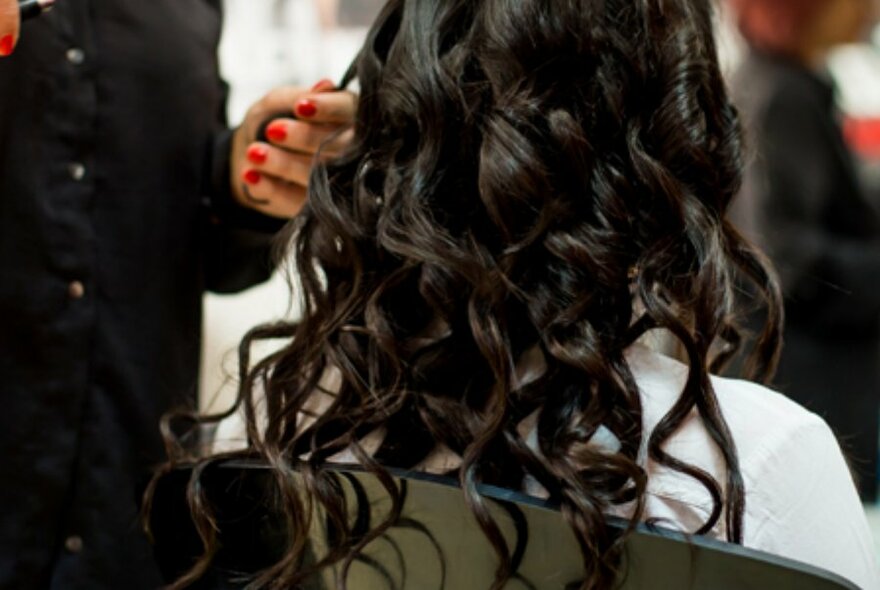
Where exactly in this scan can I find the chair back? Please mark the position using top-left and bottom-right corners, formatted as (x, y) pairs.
(149, 461), (858, 590)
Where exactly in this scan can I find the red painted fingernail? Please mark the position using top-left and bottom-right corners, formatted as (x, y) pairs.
(265, 121), (288, 142)
(0, 36), (14, 57)
(246, 144), (269, 165)
(296, 99), (317, 118)
(311, 78), (335, 92)
(242, 169), (261, 185)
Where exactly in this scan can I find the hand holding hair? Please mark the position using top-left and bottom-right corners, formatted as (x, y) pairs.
(231, 80), (357, 219)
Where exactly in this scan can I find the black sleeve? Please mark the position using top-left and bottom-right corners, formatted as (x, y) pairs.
(200, 1), (287, 294)
(752, 86), (880, 331)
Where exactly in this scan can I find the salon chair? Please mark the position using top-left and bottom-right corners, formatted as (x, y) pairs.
(149, 460), (858, 590)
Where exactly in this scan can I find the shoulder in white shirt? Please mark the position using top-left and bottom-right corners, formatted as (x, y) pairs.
(626, 344), (880, 590)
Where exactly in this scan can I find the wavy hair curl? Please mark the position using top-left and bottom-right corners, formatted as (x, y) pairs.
(156, 0), (782, 588)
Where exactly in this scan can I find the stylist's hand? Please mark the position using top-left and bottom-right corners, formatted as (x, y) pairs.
(0, 0), (19, 56)
(230, 80), (356, 219)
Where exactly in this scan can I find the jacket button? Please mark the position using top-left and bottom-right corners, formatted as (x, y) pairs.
(68, 163), (86, 181)
(64, 535), (83, 554)
(66, 48), (85, 65)
(68, 281), (85, 300)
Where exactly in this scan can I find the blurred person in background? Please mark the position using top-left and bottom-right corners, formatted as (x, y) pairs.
(728, 0), (880, 502)
(0, 0), (353, 587)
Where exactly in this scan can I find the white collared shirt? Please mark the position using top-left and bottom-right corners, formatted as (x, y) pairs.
(623, 344), (879, 589)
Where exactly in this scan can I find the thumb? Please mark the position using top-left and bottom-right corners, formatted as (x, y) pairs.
(0, 0), (20, 57)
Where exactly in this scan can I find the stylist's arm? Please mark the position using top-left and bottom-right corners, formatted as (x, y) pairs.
(230, 81), (357, 219)
(0, 0), (19, 56)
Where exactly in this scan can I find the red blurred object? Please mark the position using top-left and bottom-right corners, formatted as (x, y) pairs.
(843, 117), (880, 160)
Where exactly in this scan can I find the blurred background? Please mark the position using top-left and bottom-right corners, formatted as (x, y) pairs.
(203, 0), (880, 555)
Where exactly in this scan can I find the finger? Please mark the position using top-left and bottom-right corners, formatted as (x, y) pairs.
(262, 120), (354, 156)
(0, 0), (20, 57)
(245, 143), (314, 187)
(240, 169), (308, 219)
(311, 78), (336, 93)
(292, 91), (357, 125)
(250, 84), (351, 121)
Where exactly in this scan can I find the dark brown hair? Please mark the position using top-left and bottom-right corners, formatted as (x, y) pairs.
(154, 0), (782, 588)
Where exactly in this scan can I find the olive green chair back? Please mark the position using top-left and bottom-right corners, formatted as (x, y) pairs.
(149, 461), (858, 590)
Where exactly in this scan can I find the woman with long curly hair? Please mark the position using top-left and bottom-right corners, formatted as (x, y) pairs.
(164, 0), (879, 588)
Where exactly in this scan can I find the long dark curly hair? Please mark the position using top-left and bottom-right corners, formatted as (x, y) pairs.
(154, 0), (782, 588)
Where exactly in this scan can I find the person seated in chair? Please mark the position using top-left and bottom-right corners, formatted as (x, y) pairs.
(170, 1), (880, 588)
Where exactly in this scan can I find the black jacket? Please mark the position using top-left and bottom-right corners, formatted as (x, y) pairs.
(731, 51), (880, 501)
(0, 1), (281, 587)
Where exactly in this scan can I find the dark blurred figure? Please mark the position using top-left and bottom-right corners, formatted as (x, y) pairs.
(0, 0), (351, 588)
(729, 0), (880, 501)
